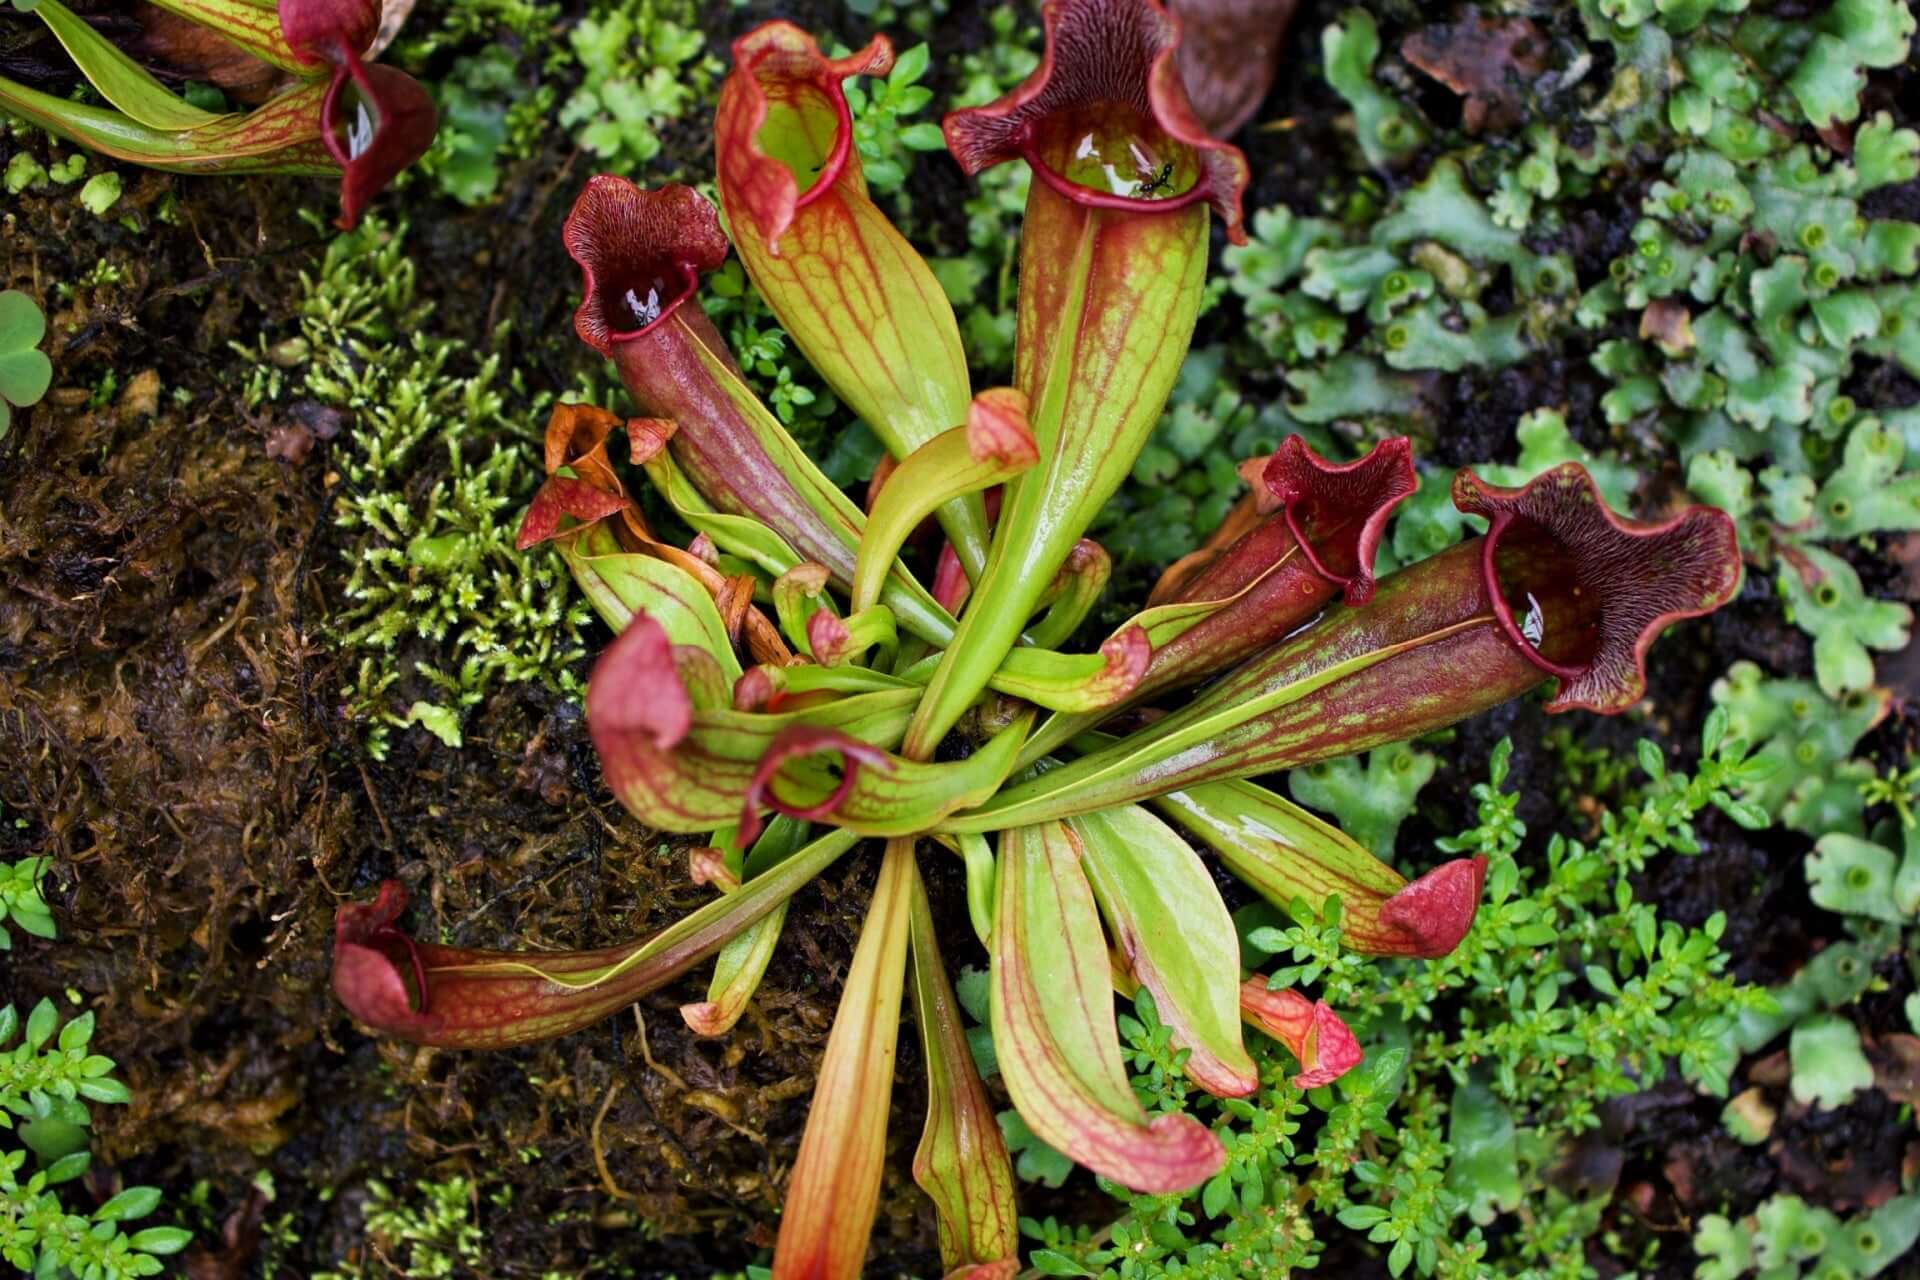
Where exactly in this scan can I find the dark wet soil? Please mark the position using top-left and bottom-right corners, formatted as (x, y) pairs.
(2, 1), (1916, 1277)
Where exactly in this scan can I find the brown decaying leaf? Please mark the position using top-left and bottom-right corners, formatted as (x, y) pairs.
(368, 0), (416, 59)
(1747, 1048), (1791, 1088)
(264, 423), (314, 463)
(1887, 532), (1920, 601)
(129, 0), (417, 103)
(1661, 1151), (1696, 1206)
(1168, 0), (1300, 138)
(130, 3), (283, 100)
(1640, 299), (1696, 358)
(1401, 13), (1548, 133)
(1724, 1086), (1777, 1144)
(1872, 623), (1920, 708)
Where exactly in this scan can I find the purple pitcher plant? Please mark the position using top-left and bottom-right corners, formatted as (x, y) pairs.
(328, 2), (1741, 1274)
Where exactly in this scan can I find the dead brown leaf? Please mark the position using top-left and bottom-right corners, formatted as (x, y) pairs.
(1661, 1151), (1697, 1206)
(1888, 532), (1920, 601)
(1402, 14), (1549, 133)
(1170, 0), (1301, 137)
(1640, 300), (1696, 358)
(129, 0), (418, 101)
(129, 4), (283, 101)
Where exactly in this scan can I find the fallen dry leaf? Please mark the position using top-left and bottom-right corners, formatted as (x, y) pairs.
(1661, 1150), (1697, 1205)
(1748, 1048), (1791, 1088)
(130, 4), (282, 100)
(130, 0), (418, 103)
(1170, 0), (1301, 137)
(1402, 14), (1549, 133)
(1887, 532), (1920, 601)
(1640, 299), (1696, 358)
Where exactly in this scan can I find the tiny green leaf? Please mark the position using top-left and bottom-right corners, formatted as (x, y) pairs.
(1789, 1014), (1874, 1109)
(96, 1185), (163, 1222)
(403, 700), (464, 749)
(77, 171), (121, 216)
(128, 1227), (193, 1255)
(0, 290), (54, 436)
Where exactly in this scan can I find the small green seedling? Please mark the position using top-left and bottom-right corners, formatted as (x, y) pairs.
(0, 857), (55, 950)
(1, 998), (189, 1278)
(1788, 1013), (1874, 1110)
(76, 171), (121, 217)
(0, 289), (53, 438)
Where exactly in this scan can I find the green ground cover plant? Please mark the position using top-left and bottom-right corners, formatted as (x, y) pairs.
(0, 901), (188, 1279)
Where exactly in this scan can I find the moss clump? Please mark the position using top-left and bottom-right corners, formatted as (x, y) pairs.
(241, 216), (588, 757)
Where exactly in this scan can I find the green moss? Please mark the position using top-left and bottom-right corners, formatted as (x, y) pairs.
(314, 1177), (487, 1280)
(240, 217), (588, 757)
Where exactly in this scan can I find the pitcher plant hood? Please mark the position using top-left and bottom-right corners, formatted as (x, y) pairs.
(564, 178), (732, 357)
(943, 0), (1250, 242)
(1453, 465), (1743, 714)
